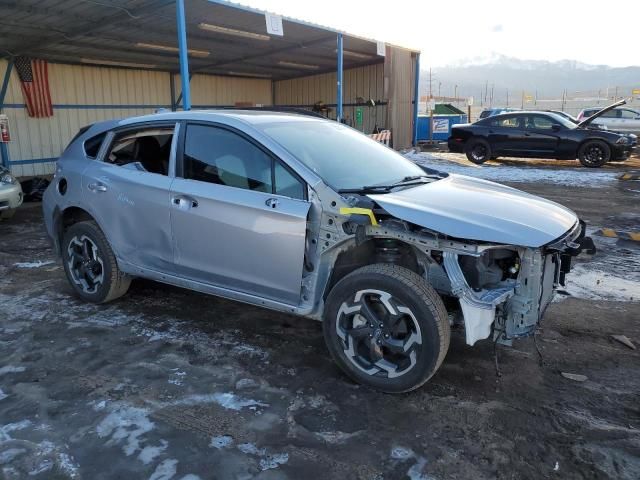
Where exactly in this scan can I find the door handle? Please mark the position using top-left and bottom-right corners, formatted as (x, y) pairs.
(88, 182), (107, 192)
(172, 196), (198, 209)
(265, 198), (280, 208)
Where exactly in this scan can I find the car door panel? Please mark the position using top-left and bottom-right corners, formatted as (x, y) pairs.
(170, 179), (309, 305)
(170, 122), (310, 306)
(83, 161), (174, 271)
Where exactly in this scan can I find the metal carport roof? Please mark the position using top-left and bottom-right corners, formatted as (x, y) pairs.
(0, 0), (415, 81)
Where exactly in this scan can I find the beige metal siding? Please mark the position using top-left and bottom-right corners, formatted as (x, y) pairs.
(274, 63), (387, 135)
(184, 74), (272, 106)
(0, 61), (271, 177)
(385, 47), (416, 149)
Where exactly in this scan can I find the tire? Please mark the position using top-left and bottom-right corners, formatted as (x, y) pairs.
(323, 264), (450, 393)
(578, 140), (610, 167)
(465, 138), (492, 164)
(61, 220), (131, 303)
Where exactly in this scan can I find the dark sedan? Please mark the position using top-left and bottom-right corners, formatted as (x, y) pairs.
(448, 104), (634, 167)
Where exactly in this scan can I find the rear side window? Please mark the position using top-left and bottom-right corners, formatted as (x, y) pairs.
(105, 126), (175, 175)
(84, 133), (106, 158)
(491, 116), (521, 128)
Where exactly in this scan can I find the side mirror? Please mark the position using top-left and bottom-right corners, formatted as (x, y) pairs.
(551, 124), (562, 131)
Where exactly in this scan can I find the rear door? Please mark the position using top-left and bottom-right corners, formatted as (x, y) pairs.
(170, 122), (310, 305)
(82, 122), (177, 272)
(487, 114), (527, 155)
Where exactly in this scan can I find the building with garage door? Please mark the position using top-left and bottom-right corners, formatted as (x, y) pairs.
(0, 0), (420, 178)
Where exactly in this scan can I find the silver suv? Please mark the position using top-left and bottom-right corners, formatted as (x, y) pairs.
(43, 111), (594, 392)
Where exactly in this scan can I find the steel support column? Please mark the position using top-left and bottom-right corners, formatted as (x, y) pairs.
(412, 52), (420, 146)
(176, 0), (191, 111)
(0, 58), (14, 168)
(336, 33), (343, 123)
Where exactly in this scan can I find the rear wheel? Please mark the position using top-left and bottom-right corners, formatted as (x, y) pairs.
(323, 264), (450, 393)
(62, 221), (131, 303)
(578, 140), (610, 167)
(465, 138), (491, 164)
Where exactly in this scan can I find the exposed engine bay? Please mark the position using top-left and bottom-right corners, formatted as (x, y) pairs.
(303, 186), (595, 347)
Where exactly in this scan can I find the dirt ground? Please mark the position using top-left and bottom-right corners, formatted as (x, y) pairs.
(0, 156), (639, 480)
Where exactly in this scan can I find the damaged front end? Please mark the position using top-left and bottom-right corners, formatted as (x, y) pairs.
(443, 220), (596, 346)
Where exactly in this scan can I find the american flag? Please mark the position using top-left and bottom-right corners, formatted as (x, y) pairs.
(14, 57), (53, 118)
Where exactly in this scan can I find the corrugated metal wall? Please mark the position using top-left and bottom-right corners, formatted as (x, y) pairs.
(0, 60), (271, 177)
(274, 63), (388, 136)
(385, 47), (417, 149)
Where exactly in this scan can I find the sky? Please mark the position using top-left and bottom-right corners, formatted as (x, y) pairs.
(238, 0), (637, 68)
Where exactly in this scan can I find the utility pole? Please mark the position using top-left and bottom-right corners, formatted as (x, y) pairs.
(484, 80), (488, 105)
(561, 89), (566, 112)
(614, 86), (618, 101)
(429, 68), (433, 99)
(438, 81), (441, 98)
(506, 89), (509, 107)
(490, 84), (494, 107)
(454, 84), (458, 101)
(521, 90), (524, 109)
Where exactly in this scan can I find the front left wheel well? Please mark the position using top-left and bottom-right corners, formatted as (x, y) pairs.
(323, 238), (421, 299)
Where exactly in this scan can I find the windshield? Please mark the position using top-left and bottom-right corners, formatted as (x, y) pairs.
(260, 120), (427, 191)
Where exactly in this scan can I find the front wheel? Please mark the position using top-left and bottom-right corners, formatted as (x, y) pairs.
(465, 138), (492, 164)
(323, 264), (450, 393)
(578, 140), (610, 167)
(62, 220), (131, 303)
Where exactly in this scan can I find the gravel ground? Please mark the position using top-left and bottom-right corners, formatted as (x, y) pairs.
(0, 159), (639, 480)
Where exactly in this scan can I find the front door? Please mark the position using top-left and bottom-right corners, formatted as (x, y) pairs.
(82, 123), (177, 272)
(487, 115), (527, 155)
(520, 114), (561, 157)
(170, 123), (310, 305)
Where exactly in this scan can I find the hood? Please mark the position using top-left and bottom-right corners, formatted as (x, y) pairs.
(368, 174), (578, 247)
(577, 99), (626, 128)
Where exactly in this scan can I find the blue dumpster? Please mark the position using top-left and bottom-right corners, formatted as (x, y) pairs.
(417, 114), (468, 141)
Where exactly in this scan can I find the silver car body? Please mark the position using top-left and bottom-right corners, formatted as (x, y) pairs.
(579, 106), (640, 134)
(0, 166), (23, 217)
(43, 111), (589, 347)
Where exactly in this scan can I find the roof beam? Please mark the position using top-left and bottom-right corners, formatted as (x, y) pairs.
(190, 35), (336, 73)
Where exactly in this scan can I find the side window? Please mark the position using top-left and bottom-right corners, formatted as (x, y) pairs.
(491, 116), (520, 128)
(274, 160), (305, 200)
(105, 126), (174, 175)
(84, 133), (106, 158)
(525, 115), (556, 130)
(620, 109), (638, 119)
(600, 110), (618, 118)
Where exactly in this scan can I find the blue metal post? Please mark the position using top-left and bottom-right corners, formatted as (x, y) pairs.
(412, 53), (420, 146)
(176, 0), (191, 111)
(336, 33), (343, 122)
(0, 58), (14, 168)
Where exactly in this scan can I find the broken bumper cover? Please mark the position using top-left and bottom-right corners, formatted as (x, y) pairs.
(444, 220), (595, 346)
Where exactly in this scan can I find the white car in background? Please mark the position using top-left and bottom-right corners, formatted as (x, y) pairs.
(0, 166), (23, 220)
(577, 104), (640, 135)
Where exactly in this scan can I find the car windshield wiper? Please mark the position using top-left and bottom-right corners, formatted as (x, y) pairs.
(338, 175), (435, 194)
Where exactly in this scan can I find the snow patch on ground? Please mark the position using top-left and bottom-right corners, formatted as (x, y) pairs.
(138, 440), (168, 465)
(562, 264), (640, 302)
(13, 260), (55, 268)
(406, 152), (618, 187)
(96, 404), (155, 456)
(237, 443), (289, 471)
(149, 458), (178, 480)
(0, 388), (7, 401)
(168, 392), (269, 411)
(210, 435), (233, 449)
(390, 446), (433, 480)
(0, 366), (25, 376)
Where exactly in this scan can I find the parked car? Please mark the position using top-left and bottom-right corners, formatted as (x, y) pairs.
(0, 166), (23, 220)
(478, 107), (520, 120)
(578, 104), (640, 135)
(548, 108), (637, 147)
(43, 111), (595, 392)
(448, 102), (635, 167)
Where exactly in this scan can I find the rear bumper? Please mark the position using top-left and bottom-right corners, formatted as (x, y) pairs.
(0, 183), (23, 211)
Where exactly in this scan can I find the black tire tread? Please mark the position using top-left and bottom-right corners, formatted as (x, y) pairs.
(325, 263), (450, 392)
(64, 220), (131, 303)
(577, 139), (610, 168)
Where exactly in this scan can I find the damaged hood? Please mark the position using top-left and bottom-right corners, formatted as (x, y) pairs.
(368, 174), (578, 247)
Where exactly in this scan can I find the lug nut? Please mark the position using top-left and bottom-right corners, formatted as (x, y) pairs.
(384, 334), (389, 338)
